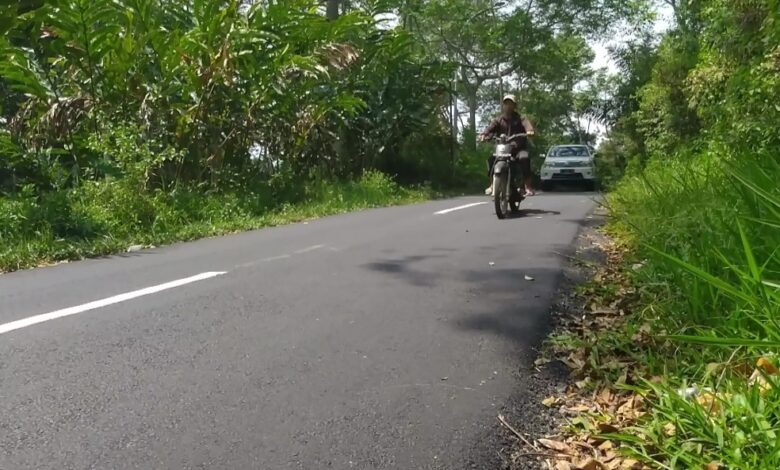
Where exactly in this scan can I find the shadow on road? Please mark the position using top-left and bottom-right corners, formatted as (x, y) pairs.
(364, 254), (446, 287)
(455, 266), (565, 346)
(363, 255), (567, 350)
(556, 217), (603, 229)
(514, 208), (561, 218)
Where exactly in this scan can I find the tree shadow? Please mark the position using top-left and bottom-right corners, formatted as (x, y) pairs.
(96, 249), (159, 260)
(516, 208), (561, 217)
(556, 217), (601, 229)
(364, 254), (446, 287)
(364, 254), (567, 351)
(451, 266), (564, 345)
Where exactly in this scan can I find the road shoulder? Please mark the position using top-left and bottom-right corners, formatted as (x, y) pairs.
(491, 207), (608, 469)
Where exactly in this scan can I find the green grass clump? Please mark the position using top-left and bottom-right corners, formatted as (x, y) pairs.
(606, 150), (780, 468)
(0, 170), (436, 273)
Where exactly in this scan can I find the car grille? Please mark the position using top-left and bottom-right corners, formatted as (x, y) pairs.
(546, 160), (588, 168)
(551, 172), (584, 179)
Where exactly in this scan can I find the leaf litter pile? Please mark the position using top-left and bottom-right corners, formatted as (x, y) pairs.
(499, 221), (780, 469)
(504, 229), (651, 470)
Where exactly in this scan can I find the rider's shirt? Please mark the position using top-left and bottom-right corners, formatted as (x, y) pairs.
(483, 112), (529, 153)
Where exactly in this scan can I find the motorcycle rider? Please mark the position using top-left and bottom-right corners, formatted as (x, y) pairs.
(478, 94), (536, 196)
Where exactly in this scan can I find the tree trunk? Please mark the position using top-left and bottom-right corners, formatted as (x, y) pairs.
(326, 0), (340, 20)
(466, 89), (478, 151)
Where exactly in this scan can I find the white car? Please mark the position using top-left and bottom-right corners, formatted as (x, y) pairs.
(540, 145), (597, 191)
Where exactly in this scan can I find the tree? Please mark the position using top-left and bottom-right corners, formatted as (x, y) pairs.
(401, 0), (650, 149)
(0, 0), (454, 192)
(326, 0), (340, 19)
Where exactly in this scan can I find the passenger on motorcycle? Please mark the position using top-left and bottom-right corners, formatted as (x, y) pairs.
(478, 95), (536, 197)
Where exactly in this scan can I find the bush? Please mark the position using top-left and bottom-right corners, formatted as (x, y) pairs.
(0, 170), (434, 272)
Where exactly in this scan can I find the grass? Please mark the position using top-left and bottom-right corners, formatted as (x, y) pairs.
(0, 170), (442, 273)
(593, 149), (780, 468)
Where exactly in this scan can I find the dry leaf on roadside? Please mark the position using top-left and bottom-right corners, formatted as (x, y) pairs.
(696, 392), (721, 413)
(538, 438), (572, 453)
(596, 388), (613, 405)
(631, 323), (652, 343)
(597, 440), (613, 451)
(575, 378), (592, 389)
(746, 358), (780, 396)
(749, 371), (773, 395)
(566, 403), (592, 413)
(597, 422), (619, 433)
(623, 458), (642, 469)
(617, 395), (644, 419)
(563, 351), (587, 371)
(732, 361), (754, 377)
(616, 396), (636, 416)
(535, 357), (552, 366)
(571, 440), (597, 452)
(562, 357), (583, 370)
(543, 396), (560, 407)
(757, 357), (779, 375)
(575, 458), (605, 470)
(662, 422), (676, 436)
(555, 461), (574, 470)
(601, 450), (617, 463)
(589, 305), (618, 316)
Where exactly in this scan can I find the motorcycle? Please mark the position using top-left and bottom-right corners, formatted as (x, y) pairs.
(490, 133), (527, 219)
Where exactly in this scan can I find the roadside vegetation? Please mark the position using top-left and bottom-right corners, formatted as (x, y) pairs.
(0, 0), (455, 272)
(529, 1), (780, 468)
(0, 0), (642, 273)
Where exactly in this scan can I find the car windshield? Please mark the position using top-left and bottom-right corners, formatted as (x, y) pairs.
(549, 146), (589, 158)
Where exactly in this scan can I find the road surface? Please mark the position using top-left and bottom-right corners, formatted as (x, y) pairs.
(0, 194), (595, 469)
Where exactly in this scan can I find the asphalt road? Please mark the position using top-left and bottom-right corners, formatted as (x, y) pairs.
(0, 193), (596, 470)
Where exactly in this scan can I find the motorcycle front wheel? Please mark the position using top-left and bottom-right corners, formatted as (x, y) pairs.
(493, 174), (508, 219)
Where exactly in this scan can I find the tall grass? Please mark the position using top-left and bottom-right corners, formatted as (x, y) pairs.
(0, 171), (435, 273)
(608, 150), (780, 467)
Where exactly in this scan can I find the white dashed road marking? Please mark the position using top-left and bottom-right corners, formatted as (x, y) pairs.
(294, 244), (325, 254)
(434, 202), (488, 215)
(0, 271), (226, 335)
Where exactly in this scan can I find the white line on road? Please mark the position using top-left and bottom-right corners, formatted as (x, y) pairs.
(0, 271), (226, 335)
(261, 254), (292, 262)
(434, 202), (488, 215)
(294, 244), (325, 254)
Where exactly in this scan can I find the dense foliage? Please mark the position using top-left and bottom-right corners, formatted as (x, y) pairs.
(599, 0), (780, 467)
(0, 0), (454, 190)
(0, 0), (455, 270)
(0, 0), (641, 271)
